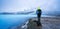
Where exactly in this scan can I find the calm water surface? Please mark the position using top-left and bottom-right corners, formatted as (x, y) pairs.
(0, 15), (36, 29)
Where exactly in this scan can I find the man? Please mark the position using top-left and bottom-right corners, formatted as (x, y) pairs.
(36, 7), (42, 26)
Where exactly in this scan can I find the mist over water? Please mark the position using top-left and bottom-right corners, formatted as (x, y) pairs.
(0, 0), (60, 29)
(0, 0), (60, 16)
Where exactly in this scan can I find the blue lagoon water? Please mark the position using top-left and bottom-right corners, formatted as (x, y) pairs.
(0, 15), (36, 29)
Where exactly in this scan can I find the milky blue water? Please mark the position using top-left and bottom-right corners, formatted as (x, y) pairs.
(0, 15), (37, 29)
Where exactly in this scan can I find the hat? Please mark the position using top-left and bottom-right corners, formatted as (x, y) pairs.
(37, 6), (41, 10)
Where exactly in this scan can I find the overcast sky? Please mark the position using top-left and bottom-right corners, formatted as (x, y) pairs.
(0, 0), (60, 13)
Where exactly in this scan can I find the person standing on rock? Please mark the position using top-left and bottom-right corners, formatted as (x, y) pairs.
(36, 7), (42, 26)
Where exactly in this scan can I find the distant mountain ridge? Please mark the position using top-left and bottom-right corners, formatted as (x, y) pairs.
(0, 11), (34, 15)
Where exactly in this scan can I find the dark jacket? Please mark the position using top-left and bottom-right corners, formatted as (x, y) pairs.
(36, 9), (41, 14)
